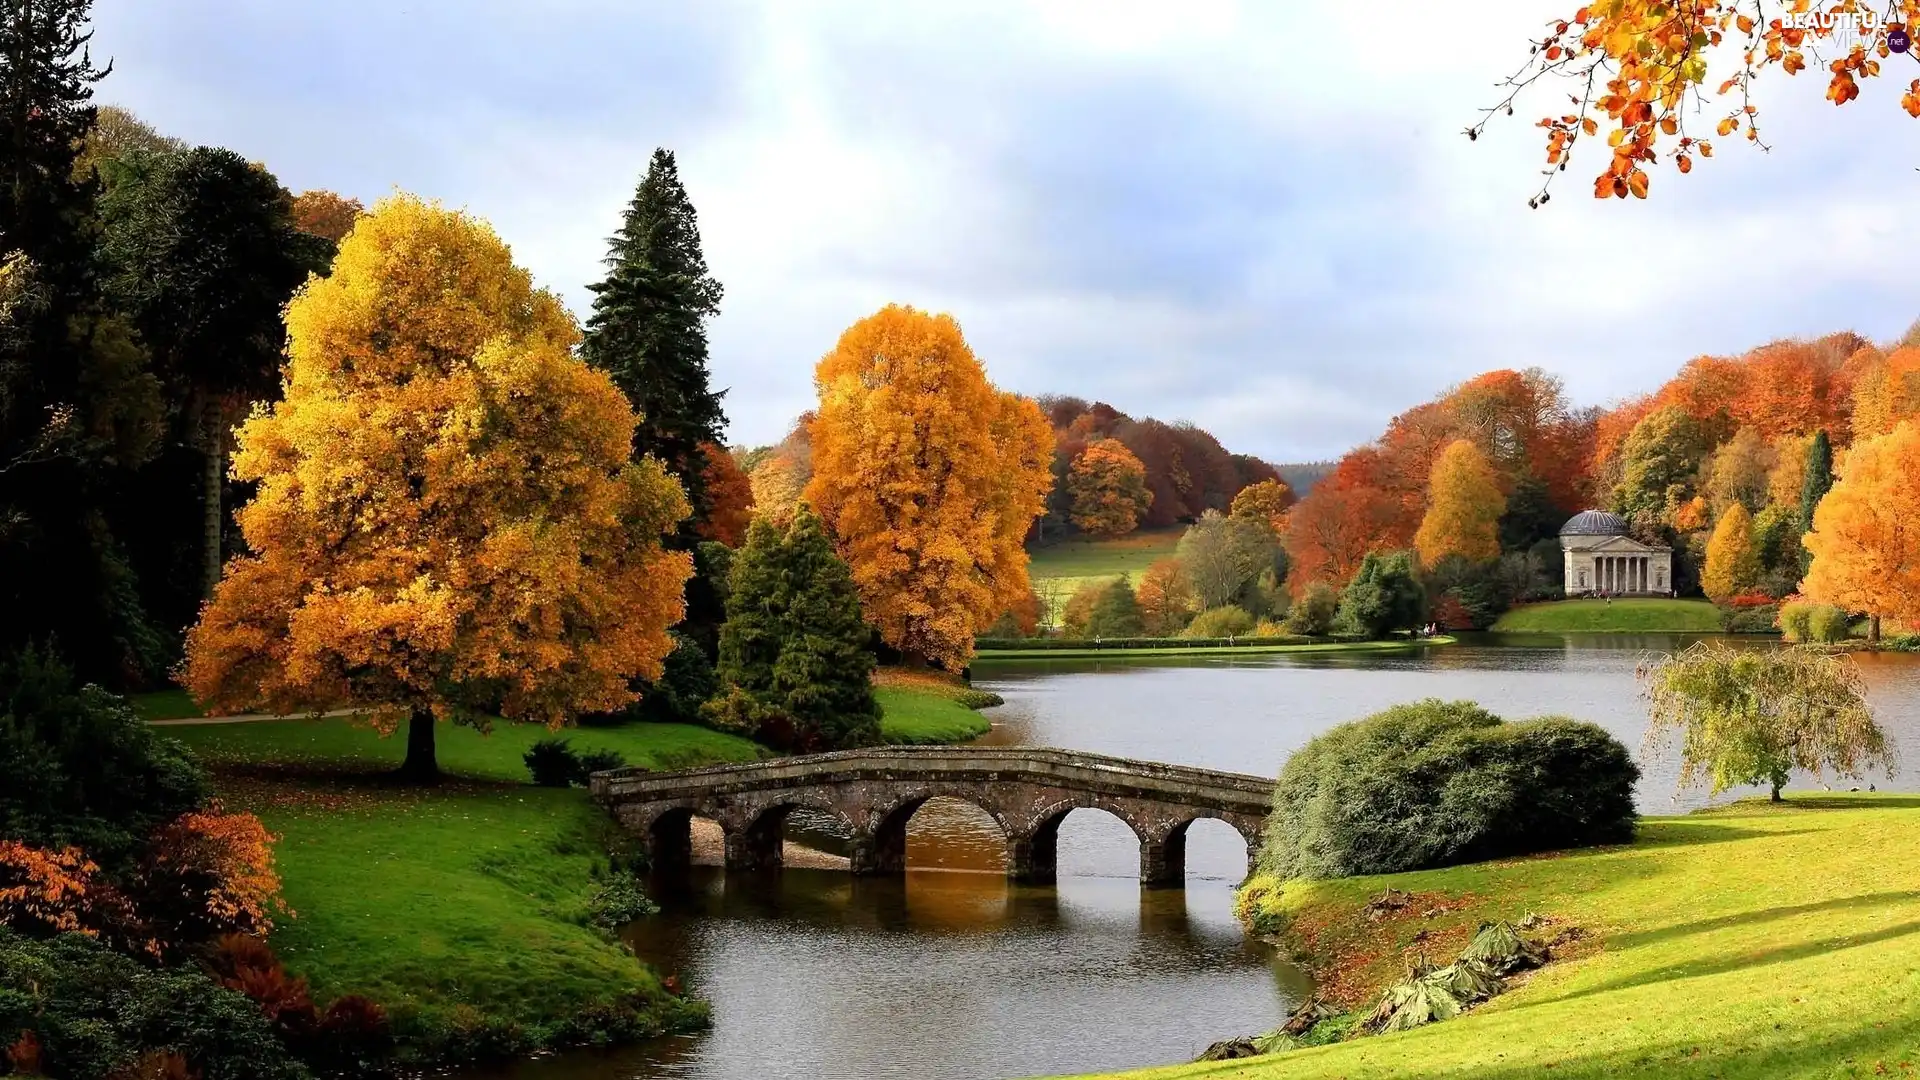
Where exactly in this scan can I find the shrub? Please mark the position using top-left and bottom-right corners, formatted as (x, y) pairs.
(575, 747), (626, 779)
(1185, 605), (1256, 638)
(1260, 699), (1639, 880)
(1724, 590), (1775, 608)
(585, 870), (659, 929)
(1251, 619), (1289, 638)
(1336, 551), (1425, 639)
(0, 647), (208, 870)
(1779, 600), (1851, 643)
(0, 928), (308, 1080)
(524, 739), (581, 788)
(619, 632), (718, 726)
(1721, 603), (1781, 635)
(1283, 582), (1339, 637)
(135, 808), (286, 952)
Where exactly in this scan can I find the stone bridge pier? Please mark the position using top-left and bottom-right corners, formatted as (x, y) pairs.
(592, 747), (1274, 888)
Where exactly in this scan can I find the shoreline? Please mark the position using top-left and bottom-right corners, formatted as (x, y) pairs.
(973, 637), (1456, 661)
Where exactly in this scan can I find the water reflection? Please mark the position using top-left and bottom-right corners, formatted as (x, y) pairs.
(470, 865), (1302, 1080)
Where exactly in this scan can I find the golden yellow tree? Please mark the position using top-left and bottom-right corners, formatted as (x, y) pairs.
(1414, 439), (1506, 566)
(1850, 347), (1920, 442)
(1803, 421), (1920, 640)
(1702, 503), (1762, 601)
(1229, 478), (1296, 532)
(182, 195), (692, 781)
(804, 305), (1052, 669)
(1066, 438), (1152, 537)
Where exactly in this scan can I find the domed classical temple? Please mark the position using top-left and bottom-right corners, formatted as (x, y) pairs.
(1559, 509), (1673, 596)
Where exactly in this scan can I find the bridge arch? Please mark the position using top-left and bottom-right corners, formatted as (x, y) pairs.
(727, 797), (860, 874)
(1012, 796), (1150, 884)
(860, 787), (1014, 876)
(1151, 813), (1264, 884)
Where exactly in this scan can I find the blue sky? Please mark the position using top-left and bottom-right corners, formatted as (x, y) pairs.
(90, 0), (1920, 461)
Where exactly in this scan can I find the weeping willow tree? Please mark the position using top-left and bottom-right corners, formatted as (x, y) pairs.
(1639, 643), (1894, 802)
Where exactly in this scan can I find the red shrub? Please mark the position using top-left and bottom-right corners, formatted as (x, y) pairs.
(1725, 591), (1776, 608)
(136, 806), (286, 951)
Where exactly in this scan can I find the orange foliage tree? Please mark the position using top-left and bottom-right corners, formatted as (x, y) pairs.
(1702, 503), (1762, 601)
(805, 305), (1052, 669)
(1482, 0), (1920, 203)
(289, 190), (364, 244)
(138, 807), (286, 946)
(1229, 478), (1295, 530)
(1415, 439), (1508, 567)
(695, 442), (754, 546)
(0, 841), (99, 936)
(1066, 438), (1152, 537)
(1802, 421), (1920, 639)
(1850, 346), (1920, 441)
(182, 195), (693, 781)
(1135, 556), (1197, 635)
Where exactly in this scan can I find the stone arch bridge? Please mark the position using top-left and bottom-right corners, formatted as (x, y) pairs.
(590, 746), (1275, 887)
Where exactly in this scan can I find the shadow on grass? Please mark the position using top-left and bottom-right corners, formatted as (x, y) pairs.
(1628, 819), (1825, 848)
(208, 760), (528, 795)
(1604, 889), (1920, 950)
(1515, 916), (1920, 1011)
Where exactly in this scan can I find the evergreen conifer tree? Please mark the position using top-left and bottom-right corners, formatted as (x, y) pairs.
(1336, 550), (1427, 639)
(708, 508), (880, 751)
(1798, 429), (1833, 575)
(1084, 577), (1144, 638)
(580, 148), (726, 536)
(0, 0), (168, 682)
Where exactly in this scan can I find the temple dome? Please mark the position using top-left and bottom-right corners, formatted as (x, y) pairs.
(1559, 509), (1629, 537)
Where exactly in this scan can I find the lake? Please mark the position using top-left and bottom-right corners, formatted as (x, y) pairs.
(470, 634), (1920, 1080)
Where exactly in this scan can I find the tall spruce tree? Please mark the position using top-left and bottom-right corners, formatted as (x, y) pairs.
(1798, 429), (1833, 576)
(0, 0), (168, 684)
(707, 508), (880, 752)
(580, 148), (726, 536)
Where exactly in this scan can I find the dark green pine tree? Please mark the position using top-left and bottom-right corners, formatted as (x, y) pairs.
(0, 0), (169, 684)
(580, 148), (726, 539)
(710, 508), (880, 752)
(1797, 429), (1833, 578)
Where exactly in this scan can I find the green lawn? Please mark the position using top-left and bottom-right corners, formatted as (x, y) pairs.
(1491, 598), (1725, 634)
(877, 685), (992, 743)
(157, 718), (764, 1060)
(165, 714), (767, 781)
(1028, 528), (1184, 599)
(1093, 795), (1920, 1080)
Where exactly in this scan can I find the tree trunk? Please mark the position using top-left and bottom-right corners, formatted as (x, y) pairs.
(1770, 782), (1783, 802)
(200, 393), (225, 600)
(400, 708), (439, 783)
(1870, 614), (1882, 644)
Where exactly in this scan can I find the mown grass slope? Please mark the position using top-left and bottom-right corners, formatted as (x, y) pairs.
(1492, 598), (1725, 634)
(1086, 795), (1920, 1080)
(1028, 528), (1184, 600)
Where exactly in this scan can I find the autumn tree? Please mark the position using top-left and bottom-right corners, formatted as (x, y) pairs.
(73, 104), (181, 180)
(1177, 510), (1278, 611)
(805, 305), (1051, 669)
(581, 149), (727, 538)
(1642, 642), (1893, 802)
(1415, 439), (1506, 567)
(1066, 438), (1152, 537)
(1613, 405), (1712, 522)
(705, 509), (880, 752)
(182, 196), (693, 781)
(288, 189), (364, 244)
(1850, 348), (1920, 440)
(1802, 421), (1920, 641)
(1084, 577), (1144, 639)
(1701, 503), (1761, 602)
(1136, 556), (1197, 636)
(1481, 0), (1920, 203)
(1702, 427), (1774, 518)
(1229, 477), (1295, 530)
(695, 442), (754, 547)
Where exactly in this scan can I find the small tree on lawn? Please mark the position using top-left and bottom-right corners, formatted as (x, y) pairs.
(1640, 642), (1894, 802)
(706, 507), (880, 752)
(183, 196), (693, 782)
(1336, 551), (1426, 639)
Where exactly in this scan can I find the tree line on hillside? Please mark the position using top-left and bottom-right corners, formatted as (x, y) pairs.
(1267, 342), (1920, 639)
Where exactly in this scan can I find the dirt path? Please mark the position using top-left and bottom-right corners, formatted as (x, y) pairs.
(148, 708), (360, 726)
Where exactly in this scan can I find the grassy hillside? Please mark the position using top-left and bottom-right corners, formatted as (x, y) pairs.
(1028, 527), (1184, 600)
(1091, 795), (1920, 1080)
(1491, 598), (1726, 634)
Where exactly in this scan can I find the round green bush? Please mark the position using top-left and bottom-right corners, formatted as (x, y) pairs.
(1259, 699), (1639, 880)
(1185, 605), (1256, 638)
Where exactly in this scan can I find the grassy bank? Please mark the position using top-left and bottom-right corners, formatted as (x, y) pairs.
(975, 637), (1455, 660)
(1029, 528), (1183, 598)
(1491, 598), (1725, 634)
(1093, 794), (1920, 1079)
(875, 668), (997, 743)
(160, 718), (764, 1063)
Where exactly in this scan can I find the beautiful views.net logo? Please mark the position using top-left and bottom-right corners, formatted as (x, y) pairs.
(1780, 9), (1913, 53)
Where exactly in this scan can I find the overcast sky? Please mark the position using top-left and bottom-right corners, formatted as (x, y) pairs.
(89, 1), (1920, 462)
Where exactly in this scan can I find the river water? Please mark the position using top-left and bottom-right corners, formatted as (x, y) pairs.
(472, 635), (1920, 1080)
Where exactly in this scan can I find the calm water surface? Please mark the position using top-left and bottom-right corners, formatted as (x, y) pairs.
(470, 634), (1920, 1080)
